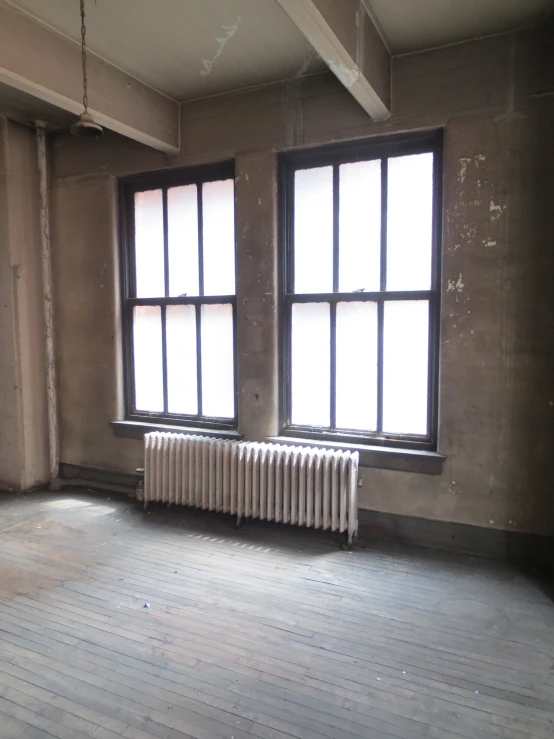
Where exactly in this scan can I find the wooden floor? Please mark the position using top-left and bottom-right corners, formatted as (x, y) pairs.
(0, 492), (552, 739)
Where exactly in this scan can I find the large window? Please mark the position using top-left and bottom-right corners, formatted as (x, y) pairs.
(280, 133), (442, 449)
(120, 162), (237, 429)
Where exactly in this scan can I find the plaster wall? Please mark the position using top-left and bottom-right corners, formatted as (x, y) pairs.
(49, 30), (554, 535)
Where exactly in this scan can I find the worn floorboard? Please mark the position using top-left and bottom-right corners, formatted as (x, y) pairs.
(0, 490), (552, 739)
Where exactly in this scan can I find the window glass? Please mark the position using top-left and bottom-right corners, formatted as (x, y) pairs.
(133, 306), (163, 411)
(284, 141), (438, 444)
(294, 167), (333, 294)
(291, 302), (330, 426)
(134, 189), (164, 298)
(383, 300), (429, 435)
(201, 303), (234, 418)
(202, 179), (235, 296)
(387, 153), (433, 291)
(166, 305), (197, 415)
(336, 302), (378, 431)
(339, 160), (381, 293)
(167, 185), (199, 298)
(127, 166), (236, 425)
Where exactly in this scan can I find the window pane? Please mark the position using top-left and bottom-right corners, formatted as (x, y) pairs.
(291, 302), (330, 426)
(294, 167), (333, 293)
(383, 300), (429, 435)
(201, 304), (234, 418)
(168, 185), (199, 297)
(202, 179), (235, 296)
(133, 306), (163, 412)
(339, 160), (381, 292)
(134, 189), (165, 298)
(336, 302), (378, 431)
(166, 305), (197, 415)
(387, 153), (433, 291)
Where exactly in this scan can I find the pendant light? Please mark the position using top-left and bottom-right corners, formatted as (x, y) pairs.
(71, 0), (103, 138)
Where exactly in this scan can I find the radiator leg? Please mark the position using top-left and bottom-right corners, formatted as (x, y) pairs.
(341, 531), (355, 551)
(236, 515), (243, 529)
(143, 499), (149, 511)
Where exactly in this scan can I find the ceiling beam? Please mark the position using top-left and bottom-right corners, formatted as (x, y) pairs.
(275, 0), (390, 120)
(0, 3), (179, 152)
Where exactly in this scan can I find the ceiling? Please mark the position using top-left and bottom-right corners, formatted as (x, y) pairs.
(366, 0), (553, 54)
(2, 0), (325, 101)
(0, 0), (551, 129)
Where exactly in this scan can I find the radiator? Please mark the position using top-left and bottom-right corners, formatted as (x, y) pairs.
(142, 433), (359, 545)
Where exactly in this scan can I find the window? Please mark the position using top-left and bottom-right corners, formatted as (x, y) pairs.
(280, 133), (442, 449)
(120, 162), (237, 429)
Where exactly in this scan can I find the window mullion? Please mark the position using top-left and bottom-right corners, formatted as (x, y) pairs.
(380, 159), (388, 292)
(377, 158), (388, 433)
(332, 165), (339, 293)
(330, 302), (337, 430)
(196, 302), (203, 417)
(196, 182), (204, 417)
(330, 164), (339, 429)
(161, 304), (168, 414)
(197, 183), (204, 297)
(161, 189), (169, 412)
(162, 188), (169, 298)
(377, 301), (384, 433)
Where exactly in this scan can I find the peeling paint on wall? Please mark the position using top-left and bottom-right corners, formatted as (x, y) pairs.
(457, 154), (486, 183)
(446, 274), (465, 293)
(200, 17), (242, 77)
(458, 157), (471, 183)
(489, 200), (504, 222)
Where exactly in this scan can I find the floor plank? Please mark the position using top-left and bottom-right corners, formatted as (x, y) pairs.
(0, 490), (553, 739)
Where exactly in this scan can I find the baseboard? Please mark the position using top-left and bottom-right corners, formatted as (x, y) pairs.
(358, 509), (554, 568)
(57, 466), (554, 567)
(59, 463), (139, 495)
(0, 481), (47, 495)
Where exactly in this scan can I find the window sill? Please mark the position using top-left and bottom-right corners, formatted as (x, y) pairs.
(111, 420), (244, 441)
(265, 436), (446, 475)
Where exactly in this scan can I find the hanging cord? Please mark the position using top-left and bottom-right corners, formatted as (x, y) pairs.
(79, 0), (88, 112)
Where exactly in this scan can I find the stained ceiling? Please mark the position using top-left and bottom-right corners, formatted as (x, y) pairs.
(0, 0), (551, 129)
(1, 0), (325, 102)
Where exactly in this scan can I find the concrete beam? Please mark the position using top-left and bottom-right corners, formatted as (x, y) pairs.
(0, 3), (179, 152)
(275, 0), (390, 120)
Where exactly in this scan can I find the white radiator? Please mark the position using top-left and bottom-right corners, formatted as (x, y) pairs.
(142, 433), (359, 545)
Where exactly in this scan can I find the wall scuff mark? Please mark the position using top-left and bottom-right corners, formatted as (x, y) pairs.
(295, 49), (317, 79)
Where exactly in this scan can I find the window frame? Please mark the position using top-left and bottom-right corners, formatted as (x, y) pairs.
(119, 160), (238, 431)
(279, 131), (443, 451)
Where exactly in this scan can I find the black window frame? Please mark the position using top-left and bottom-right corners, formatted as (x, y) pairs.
(119, 160), (238, 431)
(279, 131), (443, 451)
